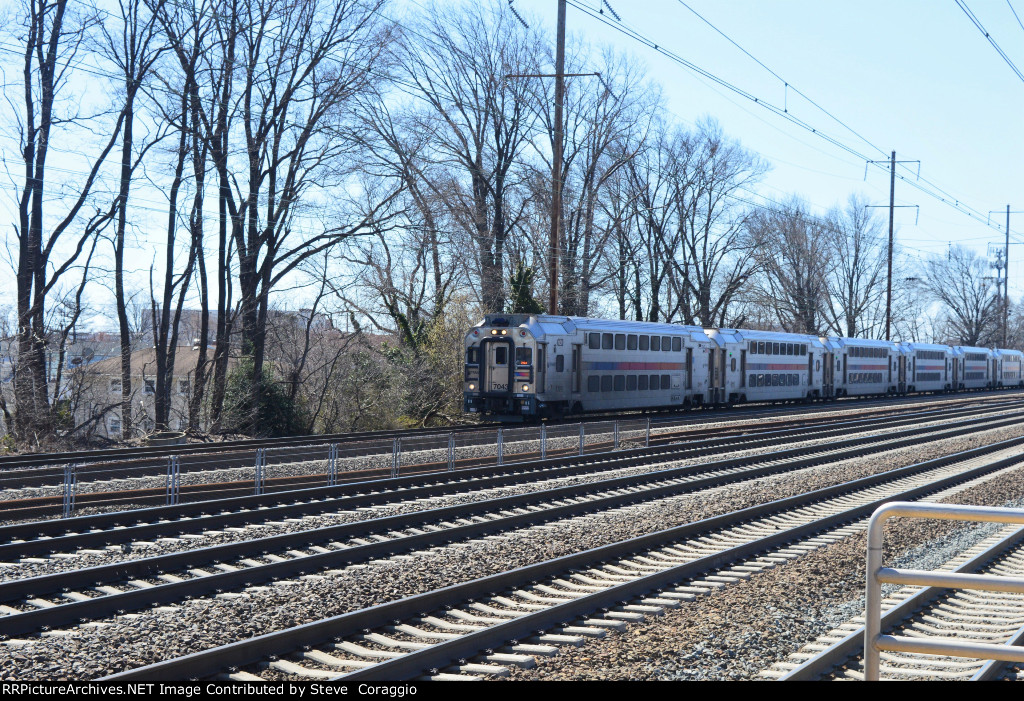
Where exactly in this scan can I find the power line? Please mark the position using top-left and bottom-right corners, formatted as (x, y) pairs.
(565, 0), (1015, 237)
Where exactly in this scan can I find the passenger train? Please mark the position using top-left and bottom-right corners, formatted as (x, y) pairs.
(463, 314), (1024, 421)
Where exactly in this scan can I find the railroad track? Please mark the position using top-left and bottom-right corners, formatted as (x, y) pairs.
(3, 398), (1021, 521)
(97, 430), (1024, 681)
(2, 403), (1020, 558)
(765, 523), (1024, 681)
(2, 391), (1017, 491)
(4, 409), (1023, 639)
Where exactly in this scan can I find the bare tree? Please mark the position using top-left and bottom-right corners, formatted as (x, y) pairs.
(746, 198), (832, 334)
(668, 119), (766, 327)
(394, 0), (542, 314)
(9, 0), (128, 443)
(925, 246), (1000, 346)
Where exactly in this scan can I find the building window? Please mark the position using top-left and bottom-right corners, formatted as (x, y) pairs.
(178, 379), (190, 395)
(144, 379), (155, 395)
(110, 379), (121, 394)
(109, 417), (121, 435)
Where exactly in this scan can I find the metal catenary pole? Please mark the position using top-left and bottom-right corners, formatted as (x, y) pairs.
(328, 443), (338, 487)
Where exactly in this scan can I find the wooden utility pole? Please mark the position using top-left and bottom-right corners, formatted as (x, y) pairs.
(549, 0), (566, 316)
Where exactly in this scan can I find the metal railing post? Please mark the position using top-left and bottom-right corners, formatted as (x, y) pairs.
(579, 422), (585, 456)
(62, 463), (77, 518)
(614, 420), (620, 450)
(540, 423), (547, 460)
(447, 433), (455, 472)
(646, 418), (651, 447)
(497, 428), (504, 466)
(166, 456), (180, 506)
(865, 502), (1024, 681)
(254, 449), (265, 496)
(391, 439), (401, 479)
(328, 443), (338, 487)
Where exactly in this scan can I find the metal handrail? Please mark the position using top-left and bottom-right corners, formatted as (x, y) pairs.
(866, 501), (1024, 680)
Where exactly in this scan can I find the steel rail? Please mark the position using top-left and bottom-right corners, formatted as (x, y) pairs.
(1, 391), (1016, 483)
(9, 419), (1024, 638)
(3, 404), (1020, 559)
(100, 434), (1024, 681)
(3, 399), (1018, 522)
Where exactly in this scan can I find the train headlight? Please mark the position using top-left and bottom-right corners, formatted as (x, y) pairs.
(469, 383), (476, 390)
(500, 329), (508, 335)
(522, 384), (530, 392)
(490, 330), (497, 335)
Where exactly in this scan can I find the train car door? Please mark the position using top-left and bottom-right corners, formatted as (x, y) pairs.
(708, 349), (719, 404)
(536, 344), (546, 393)
(823, 352), (834, 397)
(483, 339), (512, 393)
(571, 344), (581, 394)
(898, 356), (906, 394)
(952, 356), (959, 389)
(991, 358), (998, 387)
(718, 349), (727, 402)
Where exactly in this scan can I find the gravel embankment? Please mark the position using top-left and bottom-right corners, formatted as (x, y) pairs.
(0, 411), (1008, 584)
(501, 460), (1024, 680)
(1, 418), (1022, 680)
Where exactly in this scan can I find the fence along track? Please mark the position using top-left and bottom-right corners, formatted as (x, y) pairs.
(100, 437), (1024, 681)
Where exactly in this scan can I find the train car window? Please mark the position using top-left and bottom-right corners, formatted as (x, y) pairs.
(627, 375), (637, 391)
(662, 336), (671, 351)
(672, 337), (682, 352)
(749, 341), (756, 354)
(749, 374), (756, 386)
(638, 375), (649, 391)
(466, 347), (479, 364)
(757, 341), (765, 354)
(602, 333), (613, 350)
(627, 335), (638, 350)
(651, 336), (661, 352)
(815, 360), (820, 371)
(601, 376), (613, 392)
(639, 335), (650, 351)
(516, 348), (532, 366)
(588, 376), (599, 393)
(661, 374), (671, 390)
(588, 333), (600, 350)
(614, 375), (625, 391)
(757, 374), (765, 387)
(495, 347), (507, 365)
(730, 358), (737, 371)
(649, 374), (660, 389)
(800, 344), (806, 355)
(615, 334), (626, 350)
(555, 355), (565, 372)
(773, 343), (781, 355)
(787, 343), (794, 355)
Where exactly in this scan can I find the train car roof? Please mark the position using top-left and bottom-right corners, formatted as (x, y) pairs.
(709, 328), (824, 349)
(952, 345), (995, 355)
(897, 342), (953, 352)
(475, 315), (713, 343)
(822, 336), (897, 349)
(995, 348), (1024, 357)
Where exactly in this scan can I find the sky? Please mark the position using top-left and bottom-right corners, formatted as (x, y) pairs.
(4, 0), (1024, 331)
(510, 0), (1024, 295)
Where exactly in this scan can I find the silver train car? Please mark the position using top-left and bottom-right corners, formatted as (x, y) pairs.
(463, 313), (1024, 421)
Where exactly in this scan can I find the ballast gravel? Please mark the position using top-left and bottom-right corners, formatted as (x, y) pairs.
(0, 412), (1022, 679)
(0, 409), (1013, 585)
